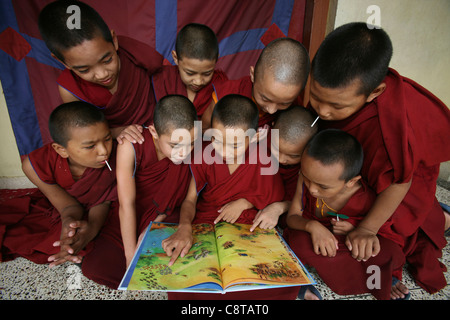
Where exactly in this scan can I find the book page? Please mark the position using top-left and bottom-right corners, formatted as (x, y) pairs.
(124, 222), (222, 291)
(214, 222), (313, 289)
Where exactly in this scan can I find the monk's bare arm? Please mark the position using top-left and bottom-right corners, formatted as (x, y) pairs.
(116, 140), (138, 267)
(22, 156), (83, 225)
(346, 180), (411, 261)
(286, 175), (310, 231)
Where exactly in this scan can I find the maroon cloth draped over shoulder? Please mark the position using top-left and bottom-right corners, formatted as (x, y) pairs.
(279, 163), (301, 201)
(152, 65), (228, 116)
(284, 181), (405, 300)
(132, 129), (191, 231)
(0, 143), (117, 263)
(212, 76), (278, 128)
(318, 68), (450, 293)
(57, 36), (163, 127)
(319, 69), (450, 239)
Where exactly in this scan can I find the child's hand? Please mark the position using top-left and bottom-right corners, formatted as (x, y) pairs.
(48, 250), (82, 268)
(250, 202), (285, 231)
(345, 226), (380, 261)
(214, 199), (253, 224)
(116, 124), (144, 145)
(49, 220), (94, 267)
(307, 220), (339, 257)
(331, 219), (355, 235)
(161, 225), (193, 266)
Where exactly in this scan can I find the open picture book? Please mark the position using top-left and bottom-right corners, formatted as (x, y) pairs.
(119, 221), (315, 293)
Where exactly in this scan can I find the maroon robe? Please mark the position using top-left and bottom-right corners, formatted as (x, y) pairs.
(168, 142), (299, 300)
(284, 181), (405, 300)
(57, 36), (163, 127)
(318, 68), (450, 293)
(277, 163), (301, 229)
(81, 129), (192, 288)
(152, 65), (228, 116)
(0, 143), (117, 264)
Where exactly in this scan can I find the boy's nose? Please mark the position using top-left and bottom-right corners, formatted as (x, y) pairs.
(97, 143), (108, 156)
(95, 67), (109, 80)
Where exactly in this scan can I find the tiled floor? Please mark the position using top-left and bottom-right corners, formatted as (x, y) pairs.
(0, 178), (449, 300)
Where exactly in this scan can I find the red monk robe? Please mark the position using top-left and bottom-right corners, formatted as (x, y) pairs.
(152, 65), (228, 117)
(81, 129), (192, 289)
(284, 181), (405, 300)
(0, 143), (117, 264)
(277, 163), (302, 229)
(318, 68), (450, 293)
(212, 76), (278, 128)
(57, 36), (163, 127)
(168, 142), (300, 300)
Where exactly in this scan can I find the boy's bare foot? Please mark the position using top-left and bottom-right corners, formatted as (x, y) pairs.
(298, 285), (323, 300)
(391, 277), (410, 300)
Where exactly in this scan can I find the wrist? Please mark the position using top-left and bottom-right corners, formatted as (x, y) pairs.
(305, 219), (321, 234)
(356, 222), (379, 235)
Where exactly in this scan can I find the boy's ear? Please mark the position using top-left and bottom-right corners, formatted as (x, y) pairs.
(249, 66), (255, 83)
(148, 125), (159, 140)
(366, 83), (386, 103)
(171, 50), (179, 65)
(110, 29), (119, 51)
(51, 143), (69, 159)
(346, 175), (362, 188)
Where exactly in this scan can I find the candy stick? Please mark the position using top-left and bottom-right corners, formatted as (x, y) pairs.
(311, 116), (320, 127)
(105, 160), (112, 171)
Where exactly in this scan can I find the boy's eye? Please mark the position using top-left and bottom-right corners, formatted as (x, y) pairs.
(78, 69), (89, 74)
(103, 57), (113, 64)
(84, 145), (95, 150)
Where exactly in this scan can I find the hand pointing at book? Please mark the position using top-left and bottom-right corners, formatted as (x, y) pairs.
(162, 224), (193, 266)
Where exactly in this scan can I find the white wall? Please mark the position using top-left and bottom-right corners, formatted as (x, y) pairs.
(334, 0), (450, 181)
(334, 0), (450, 108)
(0, 82), (23, 177)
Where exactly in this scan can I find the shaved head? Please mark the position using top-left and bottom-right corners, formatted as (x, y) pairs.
(175, 23), (219, 61)
(254, 38), (310, 90)
(273, 105), (317, 144)
(153, 95), (198, 135)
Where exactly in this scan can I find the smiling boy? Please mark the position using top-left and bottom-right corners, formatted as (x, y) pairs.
(38, 0), (163, 145)
(152, 23), (228, 119)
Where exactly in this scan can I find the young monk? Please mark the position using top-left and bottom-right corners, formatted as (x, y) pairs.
(309, 22), (450, 298)
(284, 129), (405, 300)
(162, 94), (298, 300)
(202, 38), (310, 129)
(152, 23), (228, 120)
(0, 101), (117, 268)
(38, 0), (163, 145)
(257, 105), (317, 230)
(115, 95), (199, 270)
